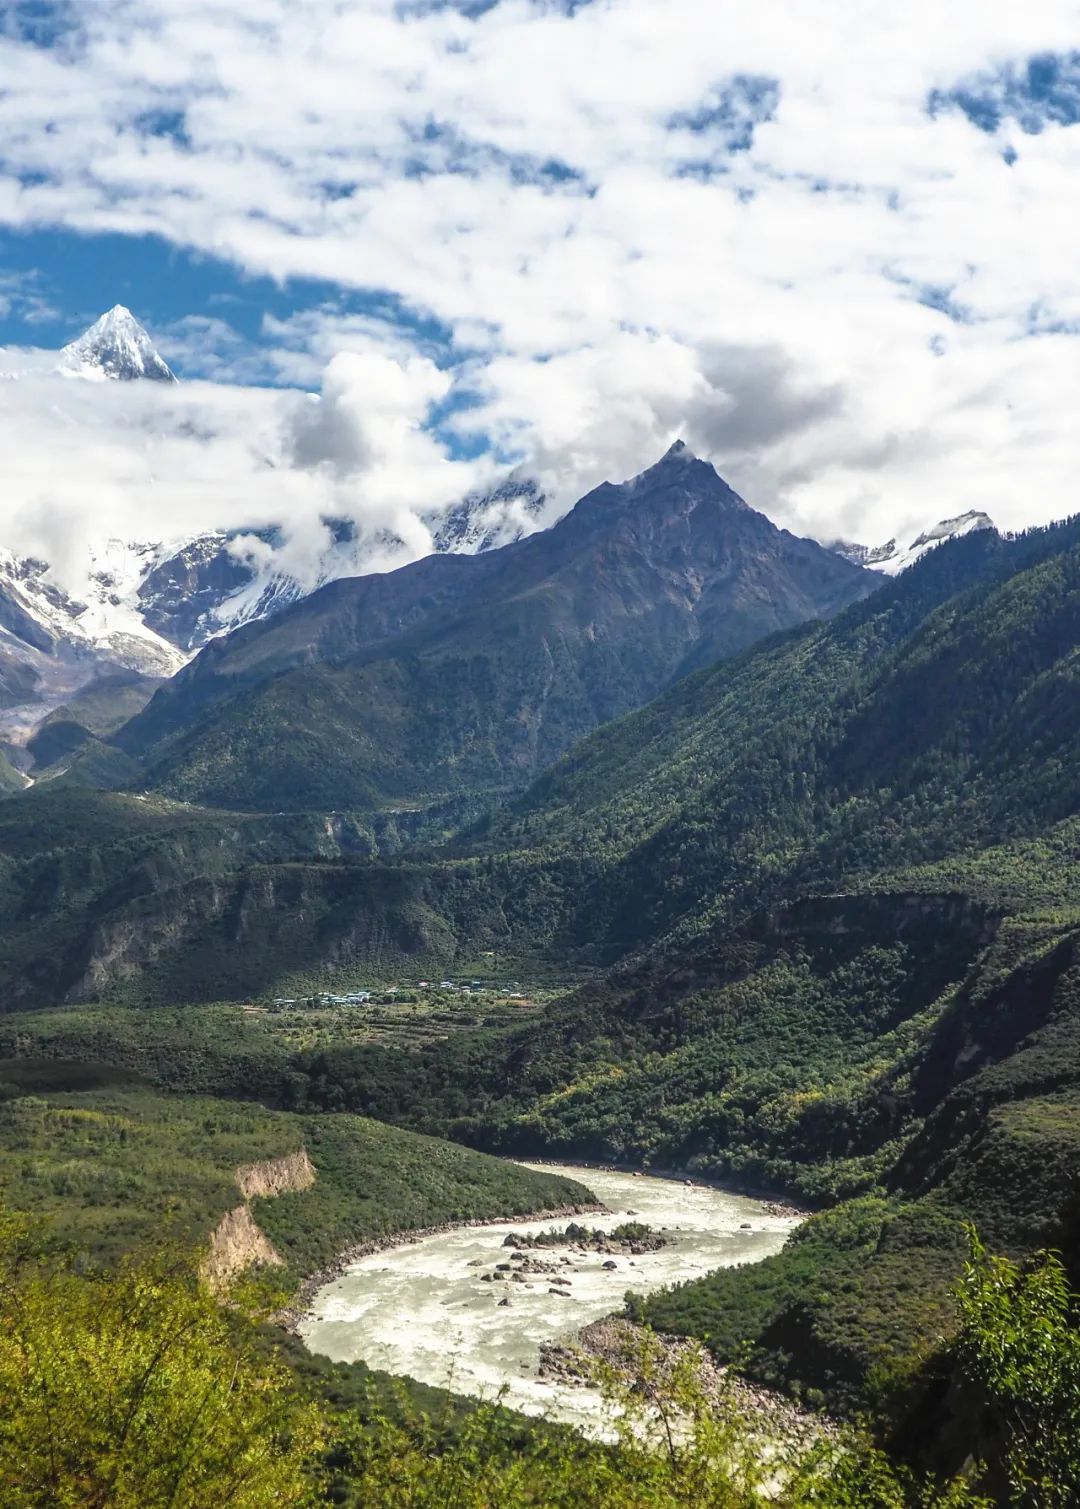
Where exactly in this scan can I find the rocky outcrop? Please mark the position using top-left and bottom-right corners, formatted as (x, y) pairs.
(501, 1220), (667, 1256)
(538, 1317), (826, 1446)
(202, 1147), (316, 1291)
(236, 1147), (315, 1200)
(203, 1203), (283, 1292)
(758, 890), (997, 947)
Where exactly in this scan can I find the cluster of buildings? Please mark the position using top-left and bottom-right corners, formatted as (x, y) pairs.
(271, 990), (373, 1007)
(436, 979), (525, 998)
(268, 979), (526, 1008)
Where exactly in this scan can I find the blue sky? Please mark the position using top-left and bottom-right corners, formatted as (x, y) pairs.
(0, 0), (1079, 583)
(0, 227), (458, 387)
(0, 228), (309, 354)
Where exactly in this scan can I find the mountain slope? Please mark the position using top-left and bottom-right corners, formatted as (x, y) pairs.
(0, 1074), (590, 1271)
(0, 551), (182, 742)
(0, 747), (28, 795)
(115, 442), (875, 812)
(0, 548), (185, 676)
(464, 516), (1078, 948)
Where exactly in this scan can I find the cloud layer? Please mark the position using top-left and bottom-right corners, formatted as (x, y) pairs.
(1, 0), (1079, 572)
(0, 346), (485, 598)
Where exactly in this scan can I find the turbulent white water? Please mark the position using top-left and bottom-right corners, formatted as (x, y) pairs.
(299, 1164), (800, 1431)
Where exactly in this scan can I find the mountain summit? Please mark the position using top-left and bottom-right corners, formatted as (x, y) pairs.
(114, 445), (877, 813)
(58, 305), (176, 383)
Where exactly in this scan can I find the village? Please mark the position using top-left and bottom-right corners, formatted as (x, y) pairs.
(268, 977), (529, 1010)
(233, 970), (566, 1055)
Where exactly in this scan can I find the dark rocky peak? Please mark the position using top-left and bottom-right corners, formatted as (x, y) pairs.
(550, 441), (750, 553)
(116, 435), (879, 795)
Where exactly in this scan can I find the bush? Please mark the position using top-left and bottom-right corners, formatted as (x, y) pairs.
(0, 1204), (323, 1507)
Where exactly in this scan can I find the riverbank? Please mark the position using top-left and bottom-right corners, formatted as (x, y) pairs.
(540, 1316), (828, 1447)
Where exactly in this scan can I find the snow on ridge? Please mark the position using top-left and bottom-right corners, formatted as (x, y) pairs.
(830, 510), (995, 576)
(0, 543), (187, 677)
(429, 476), (546, 554)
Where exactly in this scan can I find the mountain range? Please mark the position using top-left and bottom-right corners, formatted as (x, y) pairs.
(0, 309), (552, 745)
(829, 508), (995, 573)
(0, 306), (999, 781)
(84, 440), (873, 814)
(9, 501), (1069, 1008)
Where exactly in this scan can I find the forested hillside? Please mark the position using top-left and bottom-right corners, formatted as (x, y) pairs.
(468, 514), (1080, 953)
(0, 747), (26, 795)
(0, 1067), (590, 1279)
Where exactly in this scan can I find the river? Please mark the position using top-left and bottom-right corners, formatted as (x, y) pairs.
(299, 1164), (801, 1433)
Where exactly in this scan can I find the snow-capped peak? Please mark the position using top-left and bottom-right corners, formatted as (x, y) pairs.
(58, 305), (176, 383)
(830, 510), (995, 576)
(905, 511), (995, 556)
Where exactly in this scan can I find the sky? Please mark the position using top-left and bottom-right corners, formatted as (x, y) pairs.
(1, 0), (1079, 594)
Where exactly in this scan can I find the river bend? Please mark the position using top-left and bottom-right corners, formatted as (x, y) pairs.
(299, 1163), (800, 1432)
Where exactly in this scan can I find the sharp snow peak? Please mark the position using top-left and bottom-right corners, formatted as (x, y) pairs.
(59, 304), (176, 383)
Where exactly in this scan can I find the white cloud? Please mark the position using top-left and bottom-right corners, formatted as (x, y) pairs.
(285, 348), (478, 561)
(0, 0), (1079, 556)
(0, 342), (486, 599)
